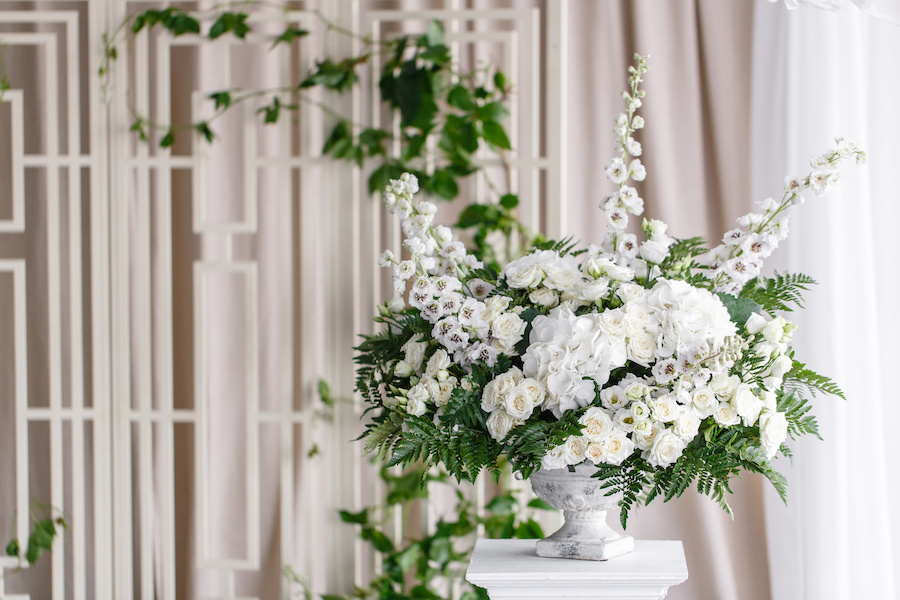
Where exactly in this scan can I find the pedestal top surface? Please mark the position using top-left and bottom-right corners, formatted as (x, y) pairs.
(466, 539), (688, 585)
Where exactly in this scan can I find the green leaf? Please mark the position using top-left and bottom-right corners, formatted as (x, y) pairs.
(361, 526), (394, 553)
(481, 121), (511, 150)
(499, 193), (518, 210)
(359, 128), (390, 157)
(209, 91), (231, 111)
(322, 121), (350, 155)
(444, 114), (478, 154)
(338, 509), (368, 525)
(477, 101), (508, 123)
(196, 122), (215, 143)
(209, 12), (250, 40)
(716, 293), (762, 328)
(447, 85), (475, 111)
(426, 21), (444, 46)
(368, 163), (406, 195)
(260, 97), (281, 124)
(395, 543), (421, 572)
(159, 129), (175, 148)
(5, 538), (18, 557)
(455, 204), (494, 229)
(419, 45), (450, 64)
(493, 70), (507, 91)
(169, 13), (201, 37)
(526, 498), (554, 511)
(514, 519), (545, 539)
(426, 169), (459, 200)
(395, 60), (429, 127)
(428, 537), (452, 564)
(272, 26), (309, 48)
(485, 494), (516, 516)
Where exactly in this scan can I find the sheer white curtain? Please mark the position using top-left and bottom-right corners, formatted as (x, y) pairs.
(751, 1), (900, 598)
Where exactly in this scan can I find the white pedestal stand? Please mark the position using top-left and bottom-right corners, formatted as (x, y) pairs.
(465, 539), (688, 599)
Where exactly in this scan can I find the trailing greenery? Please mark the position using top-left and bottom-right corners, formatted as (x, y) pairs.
(284, 465), (552, 600)
(102, 4), (535, 269)
(4, 503), (67, 569)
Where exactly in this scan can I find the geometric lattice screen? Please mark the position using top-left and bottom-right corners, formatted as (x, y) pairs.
(0, 1), (565, 598)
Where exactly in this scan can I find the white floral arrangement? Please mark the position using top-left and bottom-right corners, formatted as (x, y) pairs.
(356, 55), (864, 524)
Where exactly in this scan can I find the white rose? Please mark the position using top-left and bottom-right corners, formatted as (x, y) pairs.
(732, 384), (764, 426)
(639, 239), (671, 264)
(503, 386), (534, 420)
(584, 442), (607, 465)
(436, 381), (455, 407)
(617, 283), (646, 305)
(761, 390), (777, 411)
(627, 333), (656, 366)
(652, 396), (679, 423)
(579, 277), (610, 302)
(542, 445), (567, 470)
(633, 418), (653, 436)
(624, 381), (651, 401)
(519, 378), (546, 406)
(406, 385), (429, 417)
(713, 402), (741, 427)
(598, 309), (627, 338)
(691, 387), (717, 418)
(544, 264), (579, 291)
(633, 421), (662, 451)
(529, 287), (559, 308)
(762, 316), (788, 344)
(402, 338), (428, 372)
(564, 436), (588, 465)
(480, 380), (503, 413)
(494, 368), (523, 396)
(759, 411), (788, 459)
(395, 361), (414, 378)
(646, 431), (686, 468)
(421, 377), (440, 399)
(770, 355), (793, 379)
(483, 296), (512, 322)
(604, 430), (636, 465)
(745, 312), (767, 335)
(579, 407), (615, 442)
(672, 411), (701, 441)
(507, 265), (543, 289)
(491, 312), (526, 346)
(487, 410), (517, 441)
(709, 373), (739, 399)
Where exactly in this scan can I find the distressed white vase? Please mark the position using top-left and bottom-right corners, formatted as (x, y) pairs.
(529, 462), (634, 561)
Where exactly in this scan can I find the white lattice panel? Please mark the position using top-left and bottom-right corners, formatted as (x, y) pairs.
(0, 1), (565, 598)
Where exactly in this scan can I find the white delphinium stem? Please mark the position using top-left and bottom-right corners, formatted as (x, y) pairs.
(599, 54), (651, 266)
(706, 138), (866, 294)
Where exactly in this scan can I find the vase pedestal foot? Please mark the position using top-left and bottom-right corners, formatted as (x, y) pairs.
(536, 532), (634, 561)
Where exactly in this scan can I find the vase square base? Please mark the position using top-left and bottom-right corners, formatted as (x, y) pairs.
(536, 533), (635, 561)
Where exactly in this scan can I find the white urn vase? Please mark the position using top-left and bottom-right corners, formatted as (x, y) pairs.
(529, 462), (634, 561)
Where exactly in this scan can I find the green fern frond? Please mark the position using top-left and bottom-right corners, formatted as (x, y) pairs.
(785, 359), (845, 400)
(739, 272), (817, 315)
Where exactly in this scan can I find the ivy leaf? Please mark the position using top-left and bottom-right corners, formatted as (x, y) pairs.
(196, 122), (215, 143)
(395, 543), (421, 572)
(168, 13), (201, 37)
(361, 526), (394, 553)
(338, 509), (368, 525)
(300, 59), (361, 92)
(515, 519), (545, 539)
(322, 121), (351, 155)
(259, 97), (281, 124)
(447, 85), (475, 111)
(368, 163), (406, 195)
(493, 70), (507, 91)
(499, 193), (519, 209)
(395, 60), (428, 127)
(477, 101), (508, 123)
(159, 129), (175, 148)
(482, 121), (511, 150)
(5, 538), (18, 557)
(526, 498), (554, 511)
(444, 114), (478, 154)
(426, 169), (459, 200)
(271, 26), (308, 48)
(209, 12), (250, 40)
(359, 128), (389, 157)
(209, 91), (231, 111)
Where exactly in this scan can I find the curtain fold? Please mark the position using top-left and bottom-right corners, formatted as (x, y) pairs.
(751, 1), (900, 598)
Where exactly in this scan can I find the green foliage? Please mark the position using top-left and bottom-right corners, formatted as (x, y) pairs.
(716, 293), (762, 328)
(299, 465), (552, 600)
(739, 272), (817, 315)
(784, 357), (845, 400)
(4, 506), (67, 568)
(778, 389), (822, 440)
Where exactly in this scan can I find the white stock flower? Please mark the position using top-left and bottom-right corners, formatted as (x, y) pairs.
(617, 233), (639, 259)
(652, 358), (679, 385)
(606, 157), (629, 184)
(630, 159), (647, 181)
(466, 278), (493, 300)
(467, 342), (499, 367)
(607, 209), (629, 231)
(759, 411), (788, 459)
(378, 250), (395, 267)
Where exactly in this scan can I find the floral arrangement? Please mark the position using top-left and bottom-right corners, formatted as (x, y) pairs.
(356, 54), (865, 525)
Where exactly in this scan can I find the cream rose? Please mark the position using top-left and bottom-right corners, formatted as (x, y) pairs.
(519, 378), (546, 406)
(529, 287), (559, 308)
(506, 264), (543, 289)
(402, 338), (427, 372)
(542, 444), (568, 470)
(406, 385), (429, 416)
(584, 442), (607, 465)
(713, 401), (741, 427)
(503, 386), (534, 420)
(494, 368), (523, 396)
(651, 396), (679, 423)
(732, 384), (763, 426)
(604, 430), (636, 465)
(487, 410), (516, 441)
(579, 407), (615, 442)
(436, 380), (455, 407)
(691, 387), (717, 418)
(646, 430), (686, 468)
(598, 308), (626, 338)
(633, 422), (662, 451)
(491, 312), (526, 347)
(425, 349), (451, 378)
(672, 411), (701, 440)
(480, 380), (503, 413)
(564, 436), (588, 465)
(627, 333), (656, 366)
